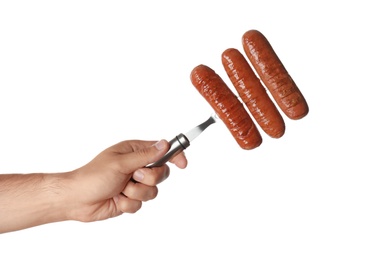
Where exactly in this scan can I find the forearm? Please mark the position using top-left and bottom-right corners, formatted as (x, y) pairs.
(0, 139), (184, 233)
(0, 173), (71, 233)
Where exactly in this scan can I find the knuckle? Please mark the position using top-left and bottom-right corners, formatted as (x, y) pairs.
(124, 182), (138, 198)
(164, 166), (170, 180)
(149, 165), (170, 185)
(145, 186), (158, 201)
(136, 147), (150, 160)
(120, 199), (142, 213)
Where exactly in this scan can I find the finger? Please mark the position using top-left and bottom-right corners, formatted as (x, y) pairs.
(113, 193), (142, 214)
(132, 165), (170, 186)
(122, 181), (158, 202)
(169, 151), (188, 169)
(115, 139), (170, 174)
(109, 140), (157, 154)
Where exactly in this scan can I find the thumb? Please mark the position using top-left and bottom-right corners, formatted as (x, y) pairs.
(121, 139), (169, 173)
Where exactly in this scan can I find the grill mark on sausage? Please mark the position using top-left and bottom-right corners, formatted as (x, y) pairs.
(191, 64), (262, 149)
(222, 48), (285, 138)
(242, 29), (309, 120)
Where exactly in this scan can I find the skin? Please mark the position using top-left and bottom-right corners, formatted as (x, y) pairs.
(0, 139), (187, 234)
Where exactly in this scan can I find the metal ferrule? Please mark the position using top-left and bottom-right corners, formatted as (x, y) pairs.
(147, 133), (190, 168)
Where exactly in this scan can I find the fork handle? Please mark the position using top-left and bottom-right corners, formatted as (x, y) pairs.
(147, 134), (190, 168)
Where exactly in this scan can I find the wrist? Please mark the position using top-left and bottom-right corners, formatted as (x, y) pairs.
(57, 169), (99, 223)
(47, 172), (75, 222)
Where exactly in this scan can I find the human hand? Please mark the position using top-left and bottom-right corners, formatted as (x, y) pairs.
(64, 139), (187, 222)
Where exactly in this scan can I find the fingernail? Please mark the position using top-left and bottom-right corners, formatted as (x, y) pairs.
(133, 170), (145, 181)
(153, 140), (165, 151)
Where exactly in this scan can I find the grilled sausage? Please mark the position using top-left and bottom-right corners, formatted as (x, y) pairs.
(190, 64), (262, 150)
(242, 29), (309, 120)
(222, 48), (285, 138)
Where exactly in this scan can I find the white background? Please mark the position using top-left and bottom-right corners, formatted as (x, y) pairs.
(0, 0), (364, 259)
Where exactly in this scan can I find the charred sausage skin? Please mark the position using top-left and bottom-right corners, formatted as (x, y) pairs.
(222, 48), (286, 138)
(242, 30), (309, 120)
(190, 64), (262, 150)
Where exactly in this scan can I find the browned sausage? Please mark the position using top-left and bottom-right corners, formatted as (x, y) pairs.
(222, 48), (285, 138)
(242, 30), (309, 120)
(190, 64), (262, 150)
